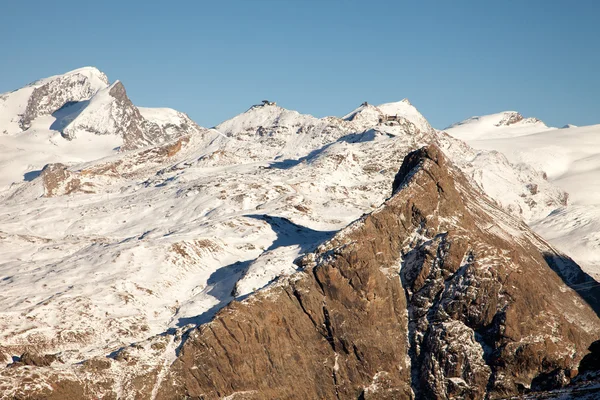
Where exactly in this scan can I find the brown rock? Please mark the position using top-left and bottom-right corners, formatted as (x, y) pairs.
(152, 144), (600, 399)
(19, 351), (60, 367)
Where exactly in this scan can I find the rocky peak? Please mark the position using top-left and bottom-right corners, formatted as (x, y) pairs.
(14, 67), (109, 132)
(494, 111), (524, 126)
(58, 80), (196, 150)
(493, 111), (545, 127)
(107, 79), (127, 100)
(392, 145), (444, 195)
(60, 80), (147, 147)
(0, 68), (201, 152)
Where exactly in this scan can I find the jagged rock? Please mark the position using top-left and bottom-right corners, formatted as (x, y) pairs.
(19, 351), (60, 367)
(494, 112), (524, 126)
(40, 163), (83, 197)
(60, 81), (199, 151)
(530, 368), (569, 392)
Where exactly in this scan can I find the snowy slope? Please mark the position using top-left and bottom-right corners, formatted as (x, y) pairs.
(445, 115), (600, 279)
(445, 111), (554, 140)
(0, 129), (122, 191)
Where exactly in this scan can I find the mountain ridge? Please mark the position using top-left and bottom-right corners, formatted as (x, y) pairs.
(0, 67), (598, 399)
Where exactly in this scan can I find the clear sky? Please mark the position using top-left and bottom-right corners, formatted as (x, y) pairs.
(1, 0), (598, 129)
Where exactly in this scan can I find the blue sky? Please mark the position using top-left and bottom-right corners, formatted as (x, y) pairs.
(1, 0), (598, 128)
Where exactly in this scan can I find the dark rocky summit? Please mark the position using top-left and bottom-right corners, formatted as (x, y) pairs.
(5, 144), (600, 399)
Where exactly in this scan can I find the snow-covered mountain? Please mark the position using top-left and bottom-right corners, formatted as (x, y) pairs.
(0, 67), (109, 135)
(0, 67), (202, 191)
(0, 68), (598, 398)
(445, 114), (600, 279)
(444, 111), (553, 140)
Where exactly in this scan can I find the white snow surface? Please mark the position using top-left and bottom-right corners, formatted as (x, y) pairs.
(445, 115), (600, 279)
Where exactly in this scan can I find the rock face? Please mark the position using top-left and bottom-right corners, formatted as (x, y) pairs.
(150, 144), (599, 399)
(61, 81), (147, 147)
(40, 163), (85, 197)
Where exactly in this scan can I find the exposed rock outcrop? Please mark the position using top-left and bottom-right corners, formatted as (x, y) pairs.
(40, 163), (85, 197)
(39, 135), (192, 196)
(153, 144), (600, 399)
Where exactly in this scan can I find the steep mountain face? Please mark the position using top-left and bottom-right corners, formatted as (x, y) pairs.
(6, 144), (598, 399)
(60, 81), (203, 150)
(60, 81), (146, 145)
(156, 145), (599, 400)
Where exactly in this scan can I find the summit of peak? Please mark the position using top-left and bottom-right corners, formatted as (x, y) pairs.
(215, 101), (318, 136)
(62, 66), (105, 77)
(444, 110), (549, 140)
(341, 99), (433, 133)
(27, 66), (110, 89)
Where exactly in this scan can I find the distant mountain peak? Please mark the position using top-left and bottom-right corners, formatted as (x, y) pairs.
(0, 68), (203, 152)
(443, 110), (550, 141)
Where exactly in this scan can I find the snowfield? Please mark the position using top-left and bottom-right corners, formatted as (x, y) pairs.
(0, 67), (597, 382)
(445, 113), (600, 279)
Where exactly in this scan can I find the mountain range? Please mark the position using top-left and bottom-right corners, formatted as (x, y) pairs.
(0, 68), (598, 399)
